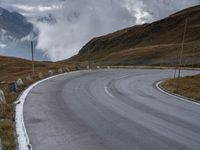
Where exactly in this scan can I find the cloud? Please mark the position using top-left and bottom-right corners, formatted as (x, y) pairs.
(12, 4), (63, 12)
(32, 0), (136, 61)
(0, 44), (7, 48)
(122, 0), (153, 24)
(1, 0), (199, 61)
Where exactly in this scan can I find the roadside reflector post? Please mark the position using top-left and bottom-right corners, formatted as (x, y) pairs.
(9, 82), (17, 92)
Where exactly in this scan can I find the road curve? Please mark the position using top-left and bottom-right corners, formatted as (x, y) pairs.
(24, 69), (200, 150)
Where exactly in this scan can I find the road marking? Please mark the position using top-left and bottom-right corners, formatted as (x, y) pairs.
(118, 75), (129, 80)
(104, 86), (115, 98)
(156, 81), (200, 106)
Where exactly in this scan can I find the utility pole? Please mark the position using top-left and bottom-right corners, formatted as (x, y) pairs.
(88, 49), (91, 70)
(176, 19), (188, 93)
(31, 41), (35, 77)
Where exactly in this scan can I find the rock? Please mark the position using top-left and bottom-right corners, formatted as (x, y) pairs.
(0, 90), (5, 103)
(63, 67), (70, 73)
(16, 78), (24, 86)
(107, 66), (110, 69)
(75, 66), (79, 70)
(25, 75), (32, 81)
(38, 73), (43, 79)
(48, 70), (54, 76)
(58, 68), (63, 74)
(96, 66), (100, 69)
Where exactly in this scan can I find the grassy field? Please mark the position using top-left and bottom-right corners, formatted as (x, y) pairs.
(160, 74), (200, 101)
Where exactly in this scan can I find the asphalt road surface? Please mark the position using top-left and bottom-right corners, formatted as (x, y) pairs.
(24, 69), (200, 150)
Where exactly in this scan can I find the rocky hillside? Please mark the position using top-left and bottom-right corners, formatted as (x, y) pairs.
(70, 5), (200, 67)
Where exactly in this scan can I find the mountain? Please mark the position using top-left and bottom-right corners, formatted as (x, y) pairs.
(0, 7), (34, 41)
(37, 14), (57, 25)
(0, 7), (48, 61)
(70, 5), (200, 67)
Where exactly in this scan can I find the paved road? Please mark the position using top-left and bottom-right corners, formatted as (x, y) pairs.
(24, 69), (200, 150)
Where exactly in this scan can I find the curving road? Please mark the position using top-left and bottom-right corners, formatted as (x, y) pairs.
(24, 69), (200, 150)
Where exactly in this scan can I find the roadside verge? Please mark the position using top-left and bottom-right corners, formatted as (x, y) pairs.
(156, 80), (200, 106)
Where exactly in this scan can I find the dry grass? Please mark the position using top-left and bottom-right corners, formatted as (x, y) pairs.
(0, 120), (15, 150)
(161, 74), (200, 101)
(69, 5), (200, 67)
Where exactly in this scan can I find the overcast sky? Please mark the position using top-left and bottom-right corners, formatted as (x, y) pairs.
(1, 0), (199, 61)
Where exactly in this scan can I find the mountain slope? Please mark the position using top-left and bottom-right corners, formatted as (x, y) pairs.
(70, 5), (200, 67)
(0, 7), (49, 60)
(0, 7), (34, 41)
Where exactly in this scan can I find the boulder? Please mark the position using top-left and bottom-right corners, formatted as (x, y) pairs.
(25, 75), (32, 81)
(16, 78), (24, 86)
(38, 73), (43, 79)
(58, 68), (63, 74)
(63, 67), (70, 73)
(48, 70), (54, 76)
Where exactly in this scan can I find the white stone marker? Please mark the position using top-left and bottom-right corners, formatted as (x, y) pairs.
(38, 73), (43, 79)
(58, 68), (63, 74)
(17, 78), (24, 86)
(48, 70), (54, 76)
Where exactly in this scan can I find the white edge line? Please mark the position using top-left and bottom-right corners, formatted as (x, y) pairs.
(104, 86), (114, 98)
(156, 81), (200, 106)
(15, 70), (89, 150)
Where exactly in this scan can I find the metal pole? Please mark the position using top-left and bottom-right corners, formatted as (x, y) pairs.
(88, 49), (91, 70)
(177, 19), (188, 93)
(31, 41), (35, 76)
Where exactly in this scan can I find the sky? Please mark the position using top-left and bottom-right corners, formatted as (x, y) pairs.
(0, 0), (200, 61)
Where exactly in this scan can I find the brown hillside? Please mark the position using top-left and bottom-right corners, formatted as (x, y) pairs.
(0, 56), (77, 82)
(70, 5), (200, 67)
